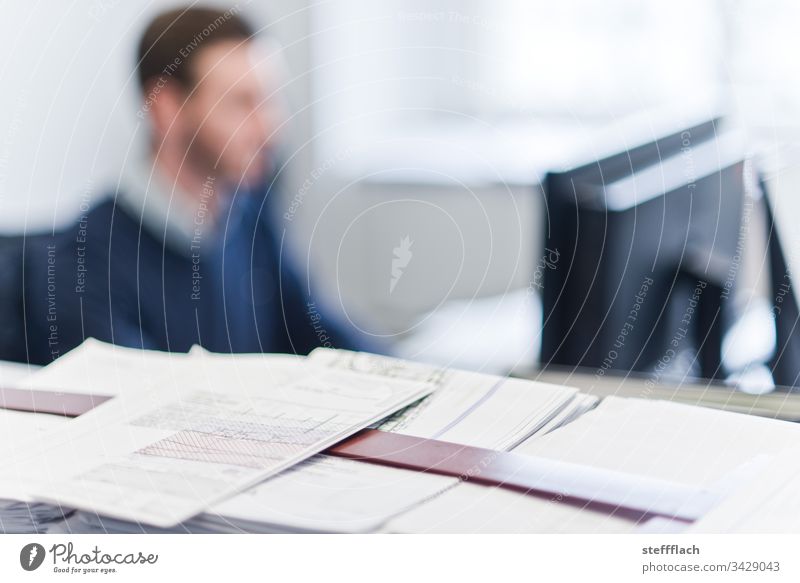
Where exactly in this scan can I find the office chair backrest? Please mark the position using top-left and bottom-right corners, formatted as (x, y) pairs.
(0, 235), (28, 362)
(0, 233), (59, 364)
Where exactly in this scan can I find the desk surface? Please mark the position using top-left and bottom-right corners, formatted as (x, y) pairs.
(7, 357), (798, 421)
(522, 367), (800, 422)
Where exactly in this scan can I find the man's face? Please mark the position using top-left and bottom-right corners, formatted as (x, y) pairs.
(171, 39), (285, 188)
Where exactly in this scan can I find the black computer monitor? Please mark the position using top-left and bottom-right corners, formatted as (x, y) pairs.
(763, 166), (800, 388)
(541, 122), (746, 380)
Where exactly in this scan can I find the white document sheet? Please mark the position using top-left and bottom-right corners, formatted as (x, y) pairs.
(0, 409), (68, 437)
(0, 340), (194, 473)
(17, 338), (189, 397)
(308, 348), (579, 449)
(0, 360), (37, 386)
(513, 396), (800, 488)
(688, 446), (800, 533)
(0, 410), (73, 533)
(534, 393), (599, 436)
(383, 481), (637, 534)
(202, 455), (454, 533)
(0, 340), (308, 464)
(1, 356), (432, 528)
(17, 339), (304, 398)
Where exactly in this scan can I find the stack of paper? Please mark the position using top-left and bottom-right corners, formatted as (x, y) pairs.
(3, 342), (612, 534)
(384, 396), (800, 533)
(0, 499), (72, 534)
(308, 348), (591, 448)
(77, 454), (453, 534)
(13, 341), (794, 534)
(18, 341), (796, 534)
(66, 348), (589, 533)
(0, 409), (71, 533)
(166, 349), (588, 533)
(0, 344), (433, 531)
(0, 340), (197, 533)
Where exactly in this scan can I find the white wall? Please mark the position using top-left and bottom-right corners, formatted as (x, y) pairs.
(0, 0), (313, 233)
(0, 0), (539, 337)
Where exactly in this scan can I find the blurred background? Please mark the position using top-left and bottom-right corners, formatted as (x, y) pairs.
(3, 0), (800, 385)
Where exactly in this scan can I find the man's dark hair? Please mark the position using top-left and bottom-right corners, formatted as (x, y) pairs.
(136, 6), (255, 92)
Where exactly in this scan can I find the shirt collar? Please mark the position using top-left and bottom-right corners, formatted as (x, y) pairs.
(117, 157), (228, 256)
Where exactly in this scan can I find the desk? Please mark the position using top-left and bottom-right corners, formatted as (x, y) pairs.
(522, 367), (800, 422)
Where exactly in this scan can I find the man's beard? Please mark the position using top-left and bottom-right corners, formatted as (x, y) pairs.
(185, 133), (266, 189)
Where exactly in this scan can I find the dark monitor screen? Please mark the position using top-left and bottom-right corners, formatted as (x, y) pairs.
(763, 165), (800, 388)
(541, 126), (746, 380)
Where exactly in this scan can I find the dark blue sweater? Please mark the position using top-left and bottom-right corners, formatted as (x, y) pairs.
(24, 193), (370, 364)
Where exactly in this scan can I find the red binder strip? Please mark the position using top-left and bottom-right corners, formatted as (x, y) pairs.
(326, 429), (717, 522)
(0, 387), (112, 418)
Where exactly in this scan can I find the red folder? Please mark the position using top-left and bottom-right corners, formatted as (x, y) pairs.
(0, 387), (111, 417)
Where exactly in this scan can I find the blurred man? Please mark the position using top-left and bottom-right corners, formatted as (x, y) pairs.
(25, 7), (369, 362)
